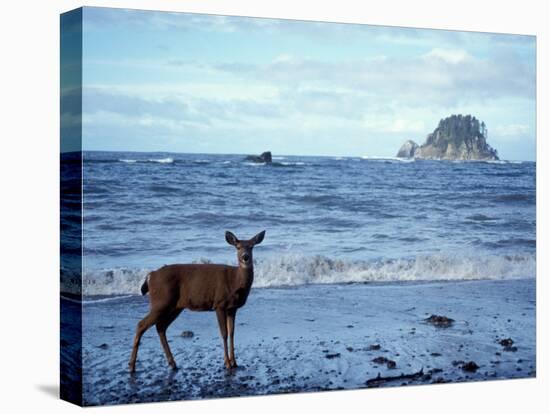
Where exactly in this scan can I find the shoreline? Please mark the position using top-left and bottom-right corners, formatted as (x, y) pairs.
(68, 275), (537, 301)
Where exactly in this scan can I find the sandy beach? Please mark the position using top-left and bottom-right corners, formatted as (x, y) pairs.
(75, 278), (535, 405)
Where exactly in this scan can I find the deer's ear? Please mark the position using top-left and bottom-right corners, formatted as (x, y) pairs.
(251, 230), (266, 245)
(225, 231), (239, 246)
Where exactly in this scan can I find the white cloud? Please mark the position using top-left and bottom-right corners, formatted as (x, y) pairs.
(204, 49), (534, 107)
(272, 54), (294, 63)
(493, 124), (532, 142)
(362, 111), (427, 133)
(494, 124), (530, 136)
(424, 48), (471, 64)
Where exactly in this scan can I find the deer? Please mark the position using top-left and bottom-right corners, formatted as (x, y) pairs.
(128, 230), (265, 373)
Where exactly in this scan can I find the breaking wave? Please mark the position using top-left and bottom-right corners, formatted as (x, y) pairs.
(361, 156), (415, 163)
(80, 253), (535, 296)
(242, 161), (306, 167)
(483, 160), (524, 165)
(118, 157), (174, 164)
(275, 161), (305, 167)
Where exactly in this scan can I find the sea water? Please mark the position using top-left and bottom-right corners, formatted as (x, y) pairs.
(74, 152), (535, 295)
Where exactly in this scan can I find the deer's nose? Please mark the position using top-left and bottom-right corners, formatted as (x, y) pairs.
(242, 253), (250, 262)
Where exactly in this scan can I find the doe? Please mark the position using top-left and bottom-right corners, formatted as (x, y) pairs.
(128, 230), (265, 372)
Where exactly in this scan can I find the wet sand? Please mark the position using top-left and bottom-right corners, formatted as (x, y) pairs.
(78, 278), (535, 405)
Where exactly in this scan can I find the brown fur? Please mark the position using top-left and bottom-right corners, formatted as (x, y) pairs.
(128, 230), (265, 372)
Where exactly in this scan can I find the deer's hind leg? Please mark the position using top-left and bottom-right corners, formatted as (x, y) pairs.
(129, 311), (161, 372)
(156, 309), (182, 370)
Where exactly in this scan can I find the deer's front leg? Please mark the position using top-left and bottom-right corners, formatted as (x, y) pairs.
(226, 308), (237, 368)
(215, 309), (231, 369)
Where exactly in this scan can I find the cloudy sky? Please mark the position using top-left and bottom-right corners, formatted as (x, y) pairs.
(78, 7), (536, 160)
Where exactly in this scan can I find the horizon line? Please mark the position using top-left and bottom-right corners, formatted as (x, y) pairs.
(69, 149), (535, 162)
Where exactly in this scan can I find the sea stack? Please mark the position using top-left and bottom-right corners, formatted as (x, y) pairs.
(244, 151), (273, 163)
(396, 115), (499, 160)
(396, 140), (419, 158)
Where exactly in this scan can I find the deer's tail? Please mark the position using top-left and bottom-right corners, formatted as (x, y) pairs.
(140, 274), (150, 296)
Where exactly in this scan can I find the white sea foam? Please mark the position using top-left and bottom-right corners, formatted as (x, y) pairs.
(118, 157), (174, 164)
(148, 157), (174, 164)
(83, 268), (150, 296)
(243, 160), (305, 166)
(483, 160), (524, 165)
(279, 161), (305, 166)
(82, 295), (135, 304)
(253, 254), (535, 287)
(361, 156), (415, 163)
(450, 159), (524, 165)
(80, 253), (535, 296)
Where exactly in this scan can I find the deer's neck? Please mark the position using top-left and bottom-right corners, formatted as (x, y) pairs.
(236, 264), (254, 290)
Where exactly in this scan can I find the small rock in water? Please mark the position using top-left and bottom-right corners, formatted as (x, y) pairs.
(98, 343), (108, 349)
(425, 314), (454, 328)
(181, 331), (194, 338)
(368, 344), (381, 351)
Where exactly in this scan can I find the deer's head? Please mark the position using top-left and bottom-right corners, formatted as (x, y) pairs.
(225, 230), (265, 268)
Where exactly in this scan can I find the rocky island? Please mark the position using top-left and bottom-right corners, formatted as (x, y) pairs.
(397, 115), (499, 160)
(244, 151), (272, 163)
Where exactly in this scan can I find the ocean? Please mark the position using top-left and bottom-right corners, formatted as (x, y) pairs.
(77, 151), (536, 296)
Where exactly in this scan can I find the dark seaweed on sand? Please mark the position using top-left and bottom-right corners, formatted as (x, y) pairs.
(425, 314), (455, 328)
